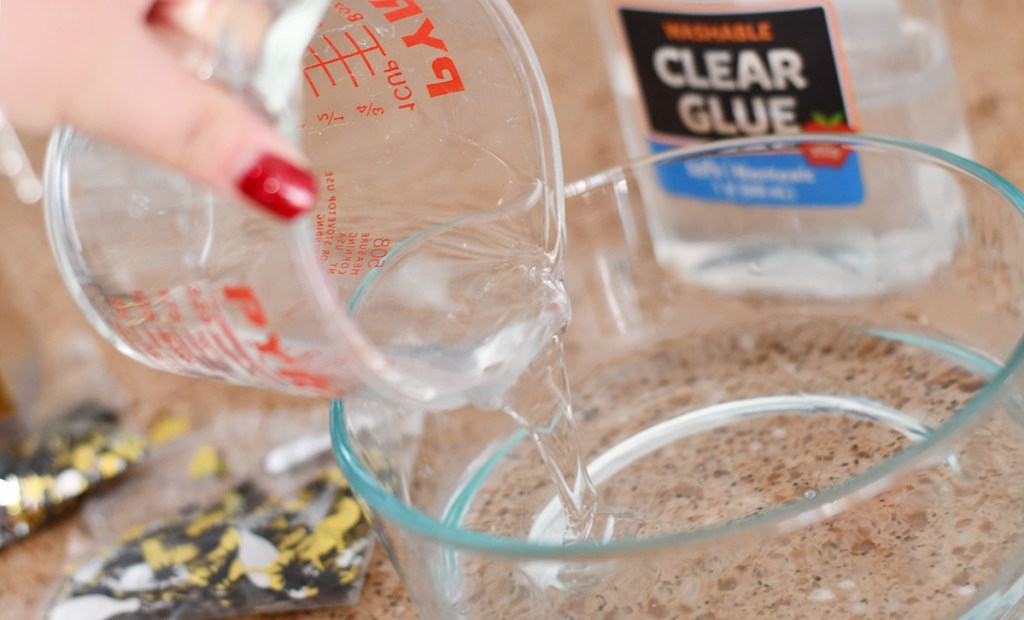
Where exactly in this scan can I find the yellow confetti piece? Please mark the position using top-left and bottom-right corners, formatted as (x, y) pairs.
(148, 415), (193, 446)
(141, 538), (199, 569)
(282, 499), (305, 512)
(110, 435), (148, 461)
(186, 526), (241, 588)
(70, 445), (95, 474)
(227, 557), (246, 583)
(300, 499), (365, 569)
(188, 445), (228, 480)
(184, 508), (228, 538)
(97, 453), (126, 479)
(277, 527), (307, 551)
(325, 467), (348, 487)
(19, 475), (50, 509)
(119, 523), (147, 543)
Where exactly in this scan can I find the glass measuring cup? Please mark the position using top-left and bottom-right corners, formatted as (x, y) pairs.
(332, 134), (1024, 619)
(43, 0), (565, 407)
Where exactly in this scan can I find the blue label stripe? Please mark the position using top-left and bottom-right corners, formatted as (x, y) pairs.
(651, 142), (864, 208)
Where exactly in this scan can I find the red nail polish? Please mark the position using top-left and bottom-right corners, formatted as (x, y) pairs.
(236, 154), (316, 219)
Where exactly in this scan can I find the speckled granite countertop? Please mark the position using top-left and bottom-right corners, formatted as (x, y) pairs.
(0, 0), (1020, 618)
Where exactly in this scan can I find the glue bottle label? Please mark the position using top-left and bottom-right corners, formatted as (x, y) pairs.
(608, 1), (863, 206)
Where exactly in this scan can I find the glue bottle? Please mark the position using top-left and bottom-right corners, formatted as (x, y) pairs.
(589, 0), (973, 297)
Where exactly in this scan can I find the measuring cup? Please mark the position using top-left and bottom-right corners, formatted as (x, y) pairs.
(332, 134), (1024, 619)
(43, 0), (565, 407)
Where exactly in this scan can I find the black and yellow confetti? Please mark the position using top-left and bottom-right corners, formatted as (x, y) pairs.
(0, 403), (148, 548)
(47, 469), (373, 619)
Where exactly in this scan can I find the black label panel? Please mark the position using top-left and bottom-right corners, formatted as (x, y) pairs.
(617, 3), (856, 143)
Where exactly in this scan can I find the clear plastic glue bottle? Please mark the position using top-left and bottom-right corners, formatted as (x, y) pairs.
(589, 0), (974, 298)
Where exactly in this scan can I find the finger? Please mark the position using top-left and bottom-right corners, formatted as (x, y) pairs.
(147, 0), (270, 52)
(62, 24), (315, 219)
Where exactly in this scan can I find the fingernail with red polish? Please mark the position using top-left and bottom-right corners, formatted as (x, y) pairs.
(236, 154), (316, 219)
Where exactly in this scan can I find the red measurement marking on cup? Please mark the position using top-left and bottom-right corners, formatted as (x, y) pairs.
(149, 324), (197, 365)
(132, 290), (158, 322)
(179, 329), (216, 361)
(113, 326), (153, 362)
(356, 101), (384, 117)
(315, 111), (346, 127)
(187, 285), (215, 323)
(161, 292), (184, 322)
(278, 368), (332, 391)
(316, 170), (393, 276)
(105, 287), (338, 394)
(327, 234), (391, 276)
(332, 2), (365, 22)
(255, 333), (297, 364)
(366, 0), (465, 98)
(304, 25), (387, 96)
(219, 285), (334, 390)
(223, 285), (269, 327)
(303, 0), (465, 118)
(369, 0), (422, 22)
(383, 60), (415, 110)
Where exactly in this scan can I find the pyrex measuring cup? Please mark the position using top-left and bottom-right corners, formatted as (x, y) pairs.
(43, 0), (565, 406)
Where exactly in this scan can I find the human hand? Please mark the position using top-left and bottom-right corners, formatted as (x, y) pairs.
(0, 0), (316, 218)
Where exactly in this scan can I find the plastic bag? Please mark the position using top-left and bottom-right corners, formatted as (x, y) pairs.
(45, 407), (373, 619)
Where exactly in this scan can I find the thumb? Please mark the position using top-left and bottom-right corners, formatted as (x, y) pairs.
(67, 27), (316, 219)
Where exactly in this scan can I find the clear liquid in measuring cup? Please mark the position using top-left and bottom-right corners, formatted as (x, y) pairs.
(344, 199), (569, 407)
(343, 197), (619, 542)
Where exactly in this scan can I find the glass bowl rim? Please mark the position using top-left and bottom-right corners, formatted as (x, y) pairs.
(331, 133), (1024, 560)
